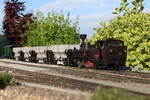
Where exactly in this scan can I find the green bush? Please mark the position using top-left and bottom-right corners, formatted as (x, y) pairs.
(0, 73), (15, 88)
(91, 87), (149, 100)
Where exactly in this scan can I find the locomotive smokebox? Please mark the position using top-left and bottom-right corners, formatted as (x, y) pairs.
(80, 34), (87, 50)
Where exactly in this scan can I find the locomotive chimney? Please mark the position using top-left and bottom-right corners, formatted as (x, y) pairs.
(80, 34), (87, 50)
(80, 34), (87, 43)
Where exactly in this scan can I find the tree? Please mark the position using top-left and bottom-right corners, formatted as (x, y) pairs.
(3, 0), (32, 45)
(0, 35), (9, 46)
(91, 0), (150, 70)
(113, 0), (144, 15)
(25, 11), (80, 46)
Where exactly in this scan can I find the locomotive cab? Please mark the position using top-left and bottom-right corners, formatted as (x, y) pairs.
(100, 39), (127, 69)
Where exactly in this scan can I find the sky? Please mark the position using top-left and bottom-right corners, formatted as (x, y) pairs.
(0, 0), (150, 38)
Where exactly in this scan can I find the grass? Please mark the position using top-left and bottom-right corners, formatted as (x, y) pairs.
(0, 73), (15, 88)
(0, 85), (89, 100)
(91, 87), (150, 100)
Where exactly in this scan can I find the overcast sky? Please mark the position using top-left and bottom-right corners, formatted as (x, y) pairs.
(0, 0), (150, 38)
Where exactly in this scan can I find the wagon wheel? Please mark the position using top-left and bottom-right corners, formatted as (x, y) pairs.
(77, 60), (85, 68)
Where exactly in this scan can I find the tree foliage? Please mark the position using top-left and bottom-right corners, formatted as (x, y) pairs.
(3, 0), (32, 45)
(25, 11), (80, 46)
(0, 35), (9, 46)
(91, 0), (150, 69)
(113, 0), (144, 15)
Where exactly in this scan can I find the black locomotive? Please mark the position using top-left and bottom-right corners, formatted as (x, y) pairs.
(63, 34), (127, 69)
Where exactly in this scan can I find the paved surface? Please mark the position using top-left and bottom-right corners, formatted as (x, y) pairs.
(0, 59), (150, 95)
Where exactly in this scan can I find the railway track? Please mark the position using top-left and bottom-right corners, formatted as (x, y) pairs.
(0, 66), (99, 92)
(0, 59), (150, 84)
(0, 59), (150, 95)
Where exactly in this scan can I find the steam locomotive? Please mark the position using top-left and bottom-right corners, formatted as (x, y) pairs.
(63, 34), (127, 69)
